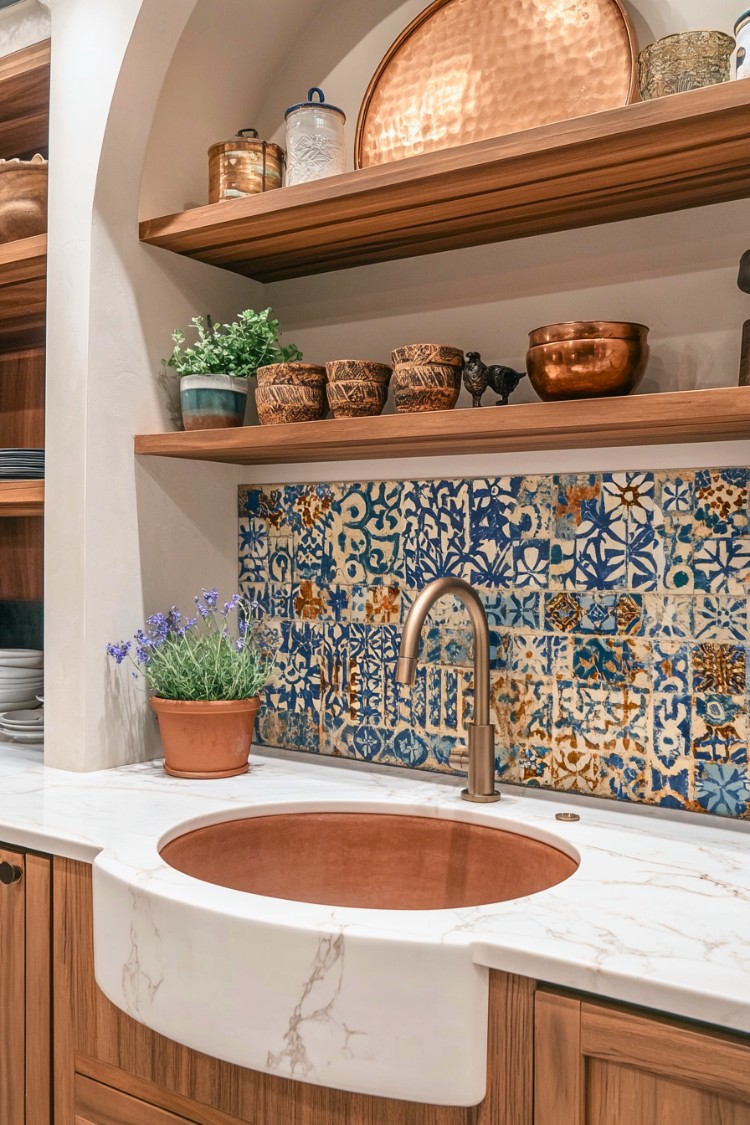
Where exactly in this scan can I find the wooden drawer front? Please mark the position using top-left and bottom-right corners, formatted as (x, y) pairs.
(75, 1074), (201, 1125)
(0, 846), (25, 1125)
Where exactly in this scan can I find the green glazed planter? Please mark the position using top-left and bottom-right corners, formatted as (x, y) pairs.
(179, 374), (248, 430)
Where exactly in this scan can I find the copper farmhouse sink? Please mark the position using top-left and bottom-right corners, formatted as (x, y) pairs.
(160, 812), (578, 910)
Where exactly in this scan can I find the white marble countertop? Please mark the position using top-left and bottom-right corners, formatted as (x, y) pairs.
(2, 743), (749, 1102)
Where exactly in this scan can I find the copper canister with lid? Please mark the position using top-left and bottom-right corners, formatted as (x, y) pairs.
(208, 128), (284, 203)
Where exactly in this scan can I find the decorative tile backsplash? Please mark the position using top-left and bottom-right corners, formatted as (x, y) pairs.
(238, 469), (750, 819)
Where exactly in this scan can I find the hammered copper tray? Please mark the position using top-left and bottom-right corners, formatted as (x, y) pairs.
(355, 0), (638, 168)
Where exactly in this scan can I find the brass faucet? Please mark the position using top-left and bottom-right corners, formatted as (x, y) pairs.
(396, 577), (500, 804)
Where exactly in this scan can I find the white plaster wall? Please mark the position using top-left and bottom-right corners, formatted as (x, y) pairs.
(0, 0), (49, 58)
(44, 0), (261, 770)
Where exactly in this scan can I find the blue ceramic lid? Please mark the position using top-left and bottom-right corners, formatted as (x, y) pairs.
(285, 87), (346, 122)
(735, 9), (750, 33)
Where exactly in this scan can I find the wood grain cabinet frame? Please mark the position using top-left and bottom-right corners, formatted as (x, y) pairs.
(0, 844), (52, 1125)
(535, 989), (750, 1125)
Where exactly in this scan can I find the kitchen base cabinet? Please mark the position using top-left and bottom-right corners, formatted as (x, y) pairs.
(0, 843), (52, 1125)
(53, 858), (535, 1125)
(535, 989), (750, 1125)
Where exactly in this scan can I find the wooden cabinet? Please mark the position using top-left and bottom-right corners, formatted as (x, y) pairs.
(535, 989), (750, 1125)
(48, 856), (750, 1125)
(0, 843), (52, 1125)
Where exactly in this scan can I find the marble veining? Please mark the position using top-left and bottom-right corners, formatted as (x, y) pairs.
(239, 469), (750, 819)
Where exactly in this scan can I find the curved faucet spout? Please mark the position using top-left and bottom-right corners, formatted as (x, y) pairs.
(396, 577), (499, 803)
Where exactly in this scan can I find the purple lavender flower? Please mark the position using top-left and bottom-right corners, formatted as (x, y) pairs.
(106, 641), (131, 664)
(194, 595), (210, 619)
(203, 587), (219, 609)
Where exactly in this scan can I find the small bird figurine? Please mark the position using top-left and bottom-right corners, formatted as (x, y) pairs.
(464, 352), (526, 407)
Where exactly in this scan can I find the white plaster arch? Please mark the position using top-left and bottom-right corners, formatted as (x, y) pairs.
(45, 0), (260, 770)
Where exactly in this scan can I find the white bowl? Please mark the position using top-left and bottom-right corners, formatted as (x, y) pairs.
(0, 689), (43, 705)
(0, 649), (43, 668)
(0, 698), (40, 711)
(0, 666), (44, 682)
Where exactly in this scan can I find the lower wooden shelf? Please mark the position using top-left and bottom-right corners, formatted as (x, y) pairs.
(134, 386), (750, 467)
(0, 480), (44, 517)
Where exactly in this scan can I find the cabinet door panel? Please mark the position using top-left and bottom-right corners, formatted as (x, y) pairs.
(587, 1058), (750, 1125)
(0, 846), (25, 1125)
(75, 1074), (200, 1124)
(535, 990), (750, 1125)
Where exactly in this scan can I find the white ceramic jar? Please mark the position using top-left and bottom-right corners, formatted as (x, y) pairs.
(284, 87), (346, 187)
(736, 10), (750, 77)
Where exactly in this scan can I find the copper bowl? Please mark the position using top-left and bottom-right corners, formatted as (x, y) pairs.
(528, 321), (649, 347)
(327, 379), (387, 418)
(255, 384), (325, 425)
(326, 359), (392, 385)
(256, 363), (326, 388)
(526, 337), (649, 402)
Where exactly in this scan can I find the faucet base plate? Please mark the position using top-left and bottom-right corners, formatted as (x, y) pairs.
(461, 788), (501, 804)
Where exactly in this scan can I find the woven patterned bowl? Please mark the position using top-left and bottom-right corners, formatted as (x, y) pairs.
(393, 363), (461, 391)
(326, 360), (392, 385)
(327, 379), (388, 418)
(255, 384), (325, 425)
(256, 363), (327, 388)
(394, 382), (460, 413)
(391, 344), (464, 369)
(638, 31), (735, 99)
(0, 157), (47, 243)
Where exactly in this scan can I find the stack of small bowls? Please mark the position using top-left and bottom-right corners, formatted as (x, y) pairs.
(325, 360), (392, 418)
(390, 344), (464, 413)
(255, 363), (327, 424)
(526, 322), (650, 402)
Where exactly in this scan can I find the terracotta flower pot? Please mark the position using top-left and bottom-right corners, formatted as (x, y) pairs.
(150, 696), (260, 779)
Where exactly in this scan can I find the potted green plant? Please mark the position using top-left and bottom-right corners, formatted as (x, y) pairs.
(164, 308), (302, 431)
(107, 589), (274, 779)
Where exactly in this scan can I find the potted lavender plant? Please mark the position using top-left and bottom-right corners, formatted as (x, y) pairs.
(107, 589), (273, 779)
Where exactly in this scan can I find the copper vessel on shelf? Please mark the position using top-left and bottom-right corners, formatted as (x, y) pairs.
(208, 128), (283, 203)
(527, 321), (649, 401)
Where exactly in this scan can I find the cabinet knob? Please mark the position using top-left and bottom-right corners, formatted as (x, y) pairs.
(0, 861), (22, 885)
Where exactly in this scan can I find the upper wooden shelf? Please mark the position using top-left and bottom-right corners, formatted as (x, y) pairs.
(141, 81), (750, 282)
(0, 234), (47, 349)
(0, 480), (44, 517)
(135, 386), (750, 466)
(0, 40), (50, 158)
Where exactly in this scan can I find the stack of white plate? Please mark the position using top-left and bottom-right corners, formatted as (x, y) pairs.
(0, 448), (45, 479)
(0, 708), (43, 745)
(0, 649), (44, 713)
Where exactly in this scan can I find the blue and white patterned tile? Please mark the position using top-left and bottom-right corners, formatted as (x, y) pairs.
(692, 695), (747, 764)
(513, 540), (550, 589)
(695, 761), (750, 817)
(692, 595), (748, 642)
(404, 479), (471, 587)
(656, 472), (694, 516)
(331, 480), (405, 585)
(641, 594), (693, 639)
(652, 641), (690, 693)
(549, 540), (576, 590)
(694, 538), (750, 594)
(662, 525), (694, 592)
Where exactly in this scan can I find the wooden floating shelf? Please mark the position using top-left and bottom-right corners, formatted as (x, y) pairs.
(134, 386), (750, 467)
(0, 40), (50, 157)
(141, 81), (750, 282)
(0, 234), (47, 349)
(0, 480), (44, 517)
